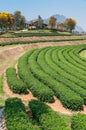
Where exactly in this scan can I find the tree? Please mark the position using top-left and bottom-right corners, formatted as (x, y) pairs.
(48, 16), (57, 29)
(37, 15), (43, 29)
(0, 12), (14, 31)
(65, 18), (77, 32)
(13, 11), (26, 30)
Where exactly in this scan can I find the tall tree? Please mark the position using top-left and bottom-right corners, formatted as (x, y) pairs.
(0, 12), (14, 31)
(65, 18), (77, 32)
(13, 11), (26, 30)
(48, 16), (57, 29)
(37, 15), (43, 29)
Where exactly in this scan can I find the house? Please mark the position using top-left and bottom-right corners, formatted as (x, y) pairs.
(28, 19), (47, 29)
(57, 22), (67, 31)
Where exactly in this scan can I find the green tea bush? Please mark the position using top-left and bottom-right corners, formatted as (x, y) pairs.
(71, 114), (86, 130)
(29, 49), (84, 111)
(18, 50), (54, 102)
(29, 100), (71, 130)
(6, 68), (28, 94)
(5, 98), (35, 130)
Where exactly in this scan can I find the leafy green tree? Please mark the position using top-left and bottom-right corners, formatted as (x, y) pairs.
(13, 11), (26, 30)
(37, 15), (43, 29)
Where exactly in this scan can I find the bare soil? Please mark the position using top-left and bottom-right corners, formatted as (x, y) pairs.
(1, 39), (86, 115)
(0, 35), (86, 44)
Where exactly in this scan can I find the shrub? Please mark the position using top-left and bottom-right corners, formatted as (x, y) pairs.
(18, 50), (54, 103)
(5, 98), (35, 130)
(28, 48), (84, 111)
(29, 100), (71, 130)
(71, 114), (86, 130)
(6, 68), (28, 94)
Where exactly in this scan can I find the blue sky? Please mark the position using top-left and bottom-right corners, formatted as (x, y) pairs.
(0, 0), (86, 30)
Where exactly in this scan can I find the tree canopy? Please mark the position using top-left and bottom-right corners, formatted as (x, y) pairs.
(65, 18), (77, 32)
(0, 11), (26, 31)
(0, 12), (14, 31)
(48, 16), (57, 29)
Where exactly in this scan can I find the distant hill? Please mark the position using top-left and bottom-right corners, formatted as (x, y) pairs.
(44, 14), (66, 24)
(44, 14), (85, 33)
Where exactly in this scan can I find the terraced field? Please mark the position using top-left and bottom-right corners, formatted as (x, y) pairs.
(1, 39), (86, 129)
(6, 44), (86, 111)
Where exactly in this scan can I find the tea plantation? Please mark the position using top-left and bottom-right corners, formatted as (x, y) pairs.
(6, 44), (86, 111)
(5, 44), (86, 129)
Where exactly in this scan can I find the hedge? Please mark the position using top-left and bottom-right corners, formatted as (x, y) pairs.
(6, 68), (28, 94)
(28, 48), (84, 111)
(18, 50), (54, 102)
(71, 114), (86, 130)
(4, 98), (35, 130)
(43, 47), (86, 104)
(29, 100), (71, 130)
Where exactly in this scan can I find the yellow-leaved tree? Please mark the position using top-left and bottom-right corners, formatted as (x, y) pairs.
(48, 16), (57, 29)
(0, 12), (14, 31)
(65, 18), (77, 32)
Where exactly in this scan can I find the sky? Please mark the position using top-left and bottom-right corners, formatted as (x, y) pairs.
(0, 0), (86, 30)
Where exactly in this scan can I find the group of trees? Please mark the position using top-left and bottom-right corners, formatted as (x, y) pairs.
(48, 16), (77, 32)
(0, 10), (77, 33)
(0, 11), (26, 31)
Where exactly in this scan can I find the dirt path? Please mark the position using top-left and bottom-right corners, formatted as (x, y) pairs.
(1, 40), (86, 115)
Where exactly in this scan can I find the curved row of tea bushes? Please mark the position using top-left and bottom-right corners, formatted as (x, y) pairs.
(69, 46), (86, 67)
(65, 47), (86, 72)
(6, 68), (28, 94)
(58, 47), (86, 78)
(52, 47), (86, 86)
(62, 47), (86, 75)
(28, 48), (83, 111)
(5, 98), (35, 130)
(29, 100), (71, 130)
(71, 114), (86, 130)
(47, 48), (86, 99)
(37, 47), (86, 104)
(56, 47), (86, 86)
(18, 50), (54, 102)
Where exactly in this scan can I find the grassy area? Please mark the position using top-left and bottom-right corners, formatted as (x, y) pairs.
(0, 75), (5, 107)
(0, 29), (72, 38)
(80, 50), (86, 60)
(0, 75), (4, 95)
(13, 30), (72, 37)
(0, 98), (5, 108)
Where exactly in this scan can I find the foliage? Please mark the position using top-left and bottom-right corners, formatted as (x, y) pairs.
(37, 15), (44, 29)
(0, 12), (14, 31)
(6, 68), (28, 94)
(65, 18), (77, 32)
(48, 16), (57, 29)
(6, 44), (86, 111)
(29, 100), (71, 130)
(71, 114), (86, 130)
(0, 75), (4, 95)
(18, 50), (54, 102)
(0, 11), (26, 31)
(28, 48), (83, 110)
(4, 98), (35, 130)
(0, 98), (5, 107)
(13, 11), (26, 30)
